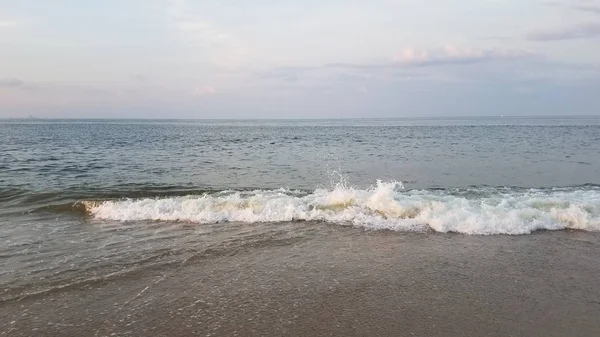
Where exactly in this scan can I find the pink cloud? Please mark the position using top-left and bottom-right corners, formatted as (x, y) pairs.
(192, 86), (216, 96)
(393, 45), (534, 66)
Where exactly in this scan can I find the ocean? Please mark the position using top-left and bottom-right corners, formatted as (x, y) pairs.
(1, 117), (600, 336)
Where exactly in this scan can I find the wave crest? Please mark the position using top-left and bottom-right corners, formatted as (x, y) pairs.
(84, 181), (600, 235)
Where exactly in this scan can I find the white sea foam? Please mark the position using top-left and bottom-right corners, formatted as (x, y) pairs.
(85, 181), (600, 235)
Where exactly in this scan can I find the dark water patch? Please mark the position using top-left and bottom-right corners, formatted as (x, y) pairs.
(1, 185), (229, 208)
(32, 201), (91, 216)
(0, 188), (28, 203)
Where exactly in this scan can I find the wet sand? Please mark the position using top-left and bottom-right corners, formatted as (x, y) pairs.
(2, 224), (600, 337)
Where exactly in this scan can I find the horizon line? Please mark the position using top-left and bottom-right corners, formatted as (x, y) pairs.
(2, 114), (600, 121)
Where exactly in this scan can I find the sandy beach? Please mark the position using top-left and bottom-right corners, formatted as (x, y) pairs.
(2, 223), (599, 337)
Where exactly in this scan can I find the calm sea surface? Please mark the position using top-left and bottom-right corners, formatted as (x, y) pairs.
(1, 117), (600, 306)
(2, 117), (600, 192)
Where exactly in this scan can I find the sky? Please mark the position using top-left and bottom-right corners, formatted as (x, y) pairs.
(0, 0), (599, 118)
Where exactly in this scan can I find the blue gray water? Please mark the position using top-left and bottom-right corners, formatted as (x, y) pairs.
(3, 117), (600, 192)
(1, 117), (600, 305)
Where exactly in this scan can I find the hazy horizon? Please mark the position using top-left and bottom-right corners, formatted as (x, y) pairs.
(2, 115), (600, 122)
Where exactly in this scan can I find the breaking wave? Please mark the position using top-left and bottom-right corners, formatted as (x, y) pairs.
(83, 181), (600, 235)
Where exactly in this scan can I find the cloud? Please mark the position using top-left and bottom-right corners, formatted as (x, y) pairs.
(572, 5), (600, 14)
(269, 46), (533, 72)
(255, 46), (600, 101)
(260, 46), (534, 78)
(392, 45), (534, 66)
(253, 46), (552, 102)
(192, 85), (216, 96)
(0, 78), (24, 87)
(167, 0), (248, 67)
(0, 21), (19, 28)
(0, 19), (29, 28)
(131, 74), (147, 82)
(258, 68), (301, 82)
(527, 22), (600, 41)
(542, 1), (600, 14)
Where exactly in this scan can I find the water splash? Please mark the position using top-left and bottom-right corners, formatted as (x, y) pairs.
(84, 181), (600, 235)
